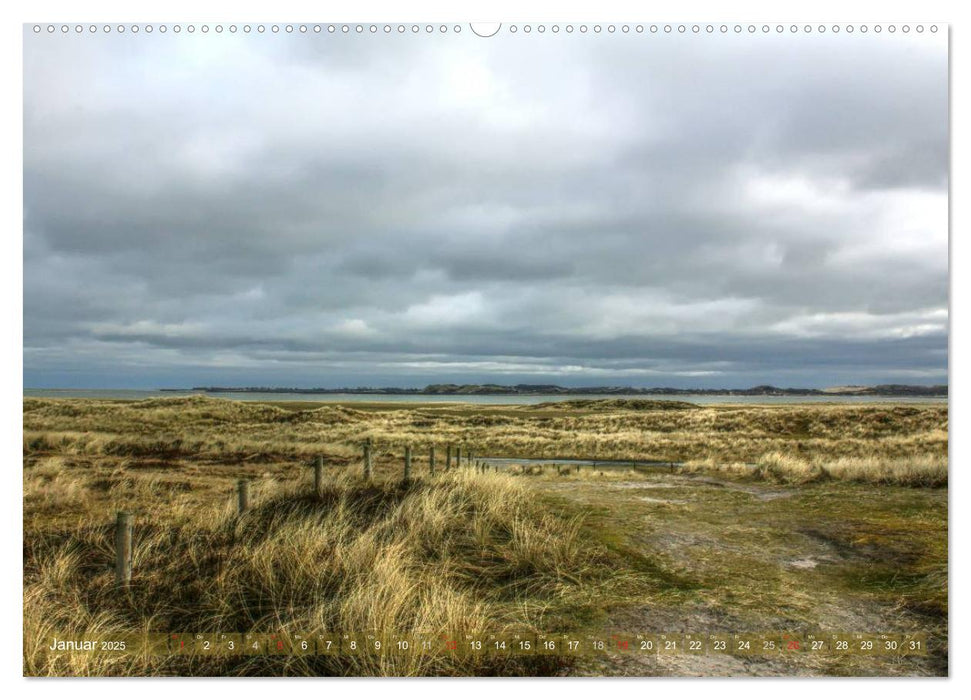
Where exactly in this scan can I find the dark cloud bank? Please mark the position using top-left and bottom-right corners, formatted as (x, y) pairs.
(23, 29), (948, 389)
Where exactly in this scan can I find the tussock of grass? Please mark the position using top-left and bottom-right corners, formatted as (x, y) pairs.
(678, 458), (755, 478)
(755, 452), (826, 484)
(753, 452), (948, 487)
(24, 471), (612, 677)
(819, 455), (947, 487)
(680, 453), (947, 487)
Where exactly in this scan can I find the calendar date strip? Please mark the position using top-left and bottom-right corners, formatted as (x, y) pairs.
(46, 631), (929, 657)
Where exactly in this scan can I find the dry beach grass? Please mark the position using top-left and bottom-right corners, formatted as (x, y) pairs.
(23, 396), (948, 676)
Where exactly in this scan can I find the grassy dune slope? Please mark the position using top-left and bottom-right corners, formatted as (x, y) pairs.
(25, 470), (645, 676)
(23, 397), (948, 676)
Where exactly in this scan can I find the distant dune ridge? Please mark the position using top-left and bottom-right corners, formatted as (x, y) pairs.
(185, 383), (948, 397)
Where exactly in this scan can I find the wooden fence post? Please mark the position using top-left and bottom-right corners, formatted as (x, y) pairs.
(364, 440), (373, 480)
(468, 450), (474, 469)
(404, 445), (412, 482)
(115, 511), (132, 587)
(429, 446), (436, 475)
(455, 447), (461, 469)
(446, 444), (452, 471)
(314, 456), (324, 495)
(237, 479), (249, 515)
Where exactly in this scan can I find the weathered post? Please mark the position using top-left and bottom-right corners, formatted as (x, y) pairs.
(468, 450), (474, 469)
(446, 444), (452, 471)
(364, 440), (373, 480)
(429, 446), (436, 475)
(404, 445), (412, 482)
(455, 447), (461, 468)
(314, 455), (324, 495)
(237, 479), (249, 515)
(115, 511), (132, 587)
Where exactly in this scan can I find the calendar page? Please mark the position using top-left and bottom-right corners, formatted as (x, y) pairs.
(21, 17), (948, 680)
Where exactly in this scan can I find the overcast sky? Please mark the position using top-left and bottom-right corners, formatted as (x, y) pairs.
(23, 27), (948, 389)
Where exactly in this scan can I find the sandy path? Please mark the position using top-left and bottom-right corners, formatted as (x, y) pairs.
(535, 473), (946, 677)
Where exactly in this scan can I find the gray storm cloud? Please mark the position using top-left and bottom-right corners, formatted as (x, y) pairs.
(23, 28), (948, 388)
